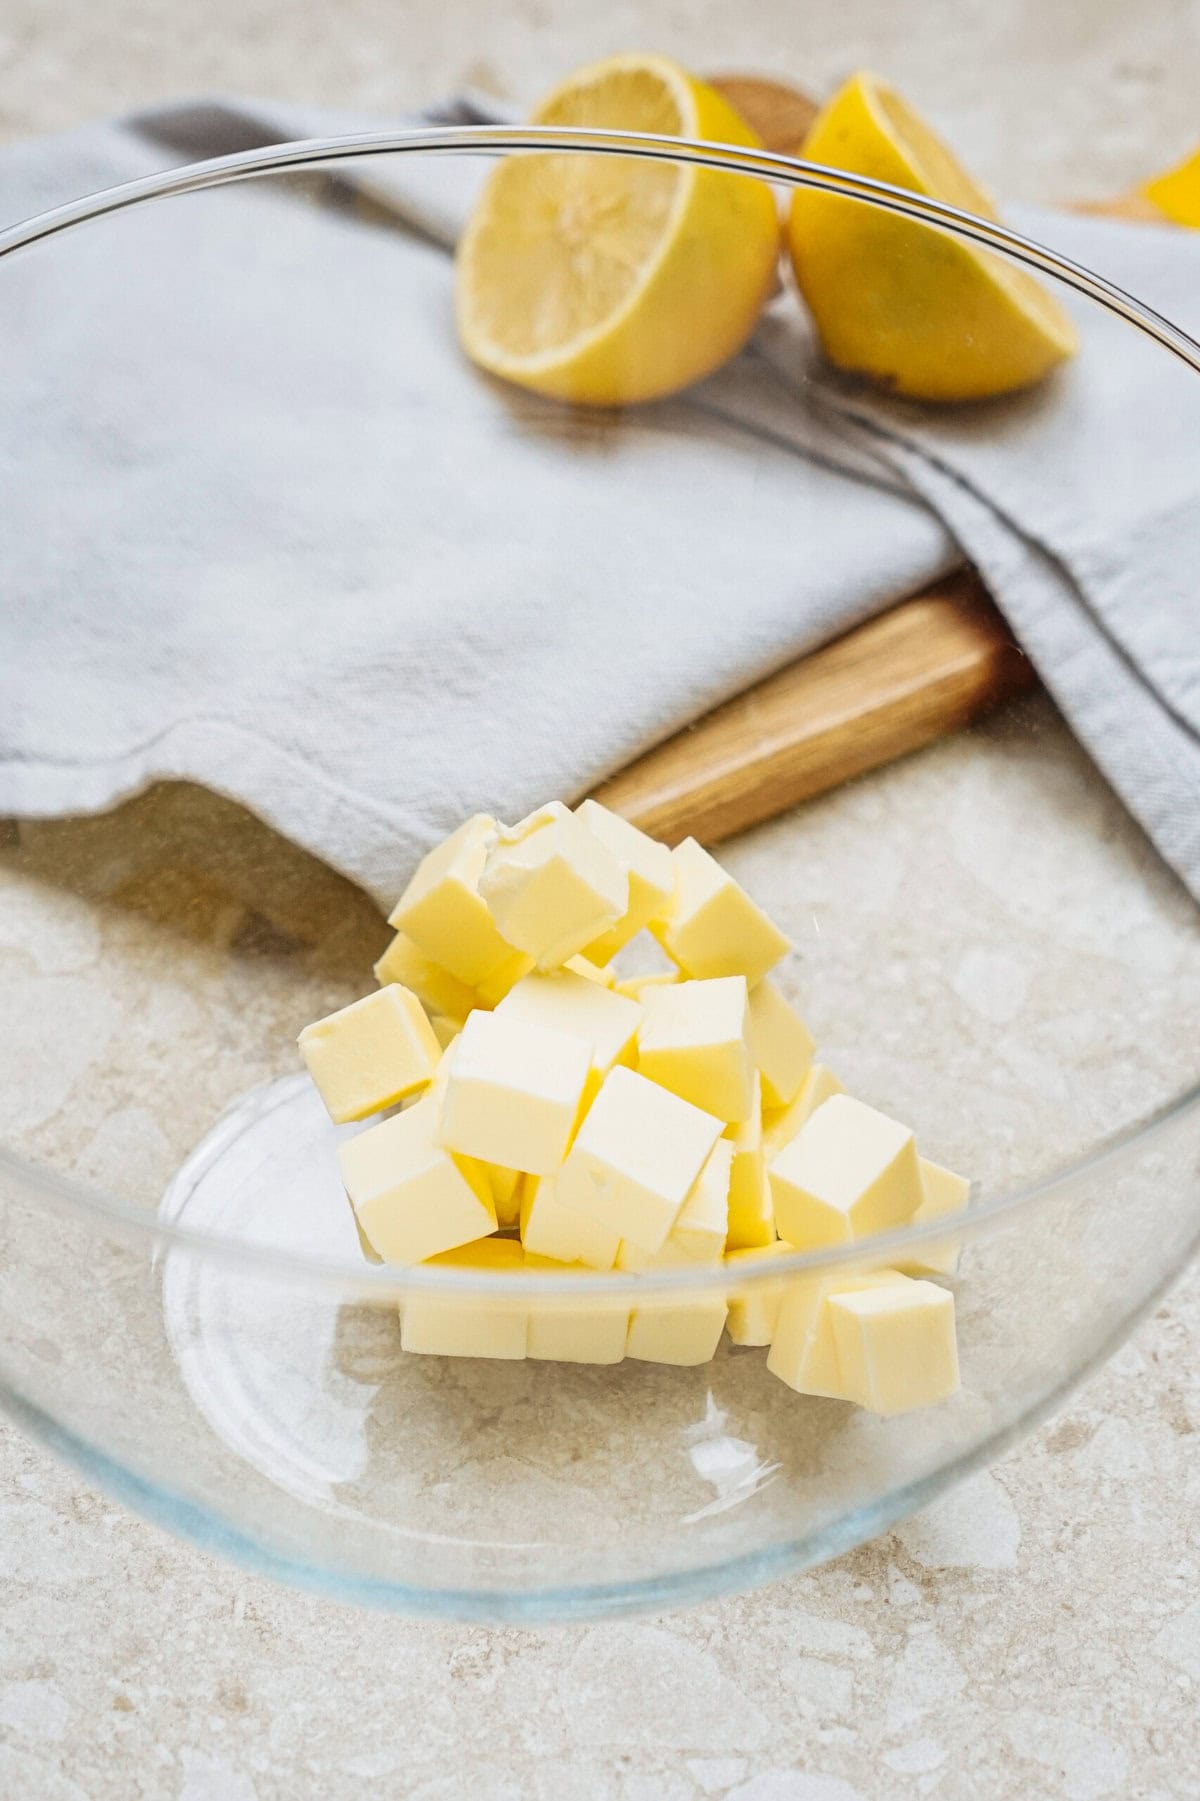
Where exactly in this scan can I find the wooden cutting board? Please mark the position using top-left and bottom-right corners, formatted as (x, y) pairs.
(590, 76), (1155, 845)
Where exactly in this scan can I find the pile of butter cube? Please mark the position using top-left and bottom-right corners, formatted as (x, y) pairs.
(299, 801), (967, 1415)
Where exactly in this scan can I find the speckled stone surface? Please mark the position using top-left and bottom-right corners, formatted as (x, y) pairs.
(2, 6), (1200, 1797)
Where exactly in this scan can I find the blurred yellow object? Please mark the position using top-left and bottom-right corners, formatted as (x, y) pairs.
(1142, 144), (1200, 227)
(455, 53), (780, 405)
(787, 71), (1077, 401)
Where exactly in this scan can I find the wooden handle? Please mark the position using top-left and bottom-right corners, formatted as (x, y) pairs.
(591, 573), (1034, 844)
(589, 76), (1154, 847)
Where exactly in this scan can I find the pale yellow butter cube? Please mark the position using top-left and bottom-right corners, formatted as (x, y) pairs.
(575, 799), (675, 965)
(479, 802), (627, 971)
(626, 1292), (728, 1366)
(299, 985), (442, 1124)
(401, 1237), (527, 1360)
(388, 814), (515, 987)
(519, 1173), (620, 1270)
(725, 1074), (774, 1250)
(496, 967), (641, 1110)
(338, 1095), (497, 1265)
(762, 1063), (845, 1160)
(437, 1010), (591, 1175)
(828, 1278), (960, 1415)
(650, 837), (789, 984)
(564, 954), (616, 987)
(767, 1268), (901, 1396)
(525, 1254), (629, 1363)
(614, 970), (681, 1003)
(617, 1138), (731, 1271)
(770, 1094), (923, 1249)
(748, 980), (815, 1109)
(668, 1137), (731, 1262)
(896, 1158), (971, 1278)
(726, 1242), (794, 1345)
(556, 1065), (723, 1254)
(373, 931), (476, 1024)
(474, 949), (536, 1008)
(636, 976), (755, 1124)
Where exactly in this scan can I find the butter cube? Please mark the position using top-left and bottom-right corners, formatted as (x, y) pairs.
(626, 1292), (728, 1366)
(400, 1237), (527, 1359)
(667, 1137), (732, 1262)
(520, 1173), (620, 1271)
(556, 1066), (723, 1254)
(486, 1162), (523, 1229)
(636, 976), (755, 1124)
(575, 799), (675, 964)
(525, 1255), (629, 1363)
(726, 1242), (793, 1345)
(437, 1010), (592, 1175)
(496, 967), (641, 1109)
(650, 837), (789, 984)
(763, 1063), (845, 1160)
(748, 980), (815, 1109)
(767, 1268), (901, 1396)
(479, 802), (627, 971)
(474, 949), (536, 1008)
(373, 931), (476, 1025)
(299, 985), (442, 1124)
(617, 1138), (731, 1271)
(388, 814), (515, 986)
(828, 1278), (960, 1415)
(897, 1158), (970, 1278)
(725, 1074), (774, 1249)
(338, 1095), (497, 1264)
(770, 1094), (923, 1248)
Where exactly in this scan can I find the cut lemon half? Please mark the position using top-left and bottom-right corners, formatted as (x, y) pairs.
(787, 72), (1078, 402)
(456, 53), (780, 406)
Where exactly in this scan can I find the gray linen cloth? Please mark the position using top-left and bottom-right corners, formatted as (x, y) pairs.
(1, 95), (1197, 908)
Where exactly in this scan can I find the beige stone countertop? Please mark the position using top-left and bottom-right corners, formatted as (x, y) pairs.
(1, 4), (1200, 1797)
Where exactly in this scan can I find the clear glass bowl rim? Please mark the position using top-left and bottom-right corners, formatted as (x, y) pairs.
(3, 122), (1198, 1299)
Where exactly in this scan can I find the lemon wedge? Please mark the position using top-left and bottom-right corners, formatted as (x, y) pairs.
(456, 53), (780, 406)
(1142, 143), (1200, 227)
(787, 72), (1078, 402)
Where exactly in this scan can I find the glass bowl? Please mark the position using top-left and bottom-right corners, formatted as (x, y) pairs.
(1, 125), (1199, 1621)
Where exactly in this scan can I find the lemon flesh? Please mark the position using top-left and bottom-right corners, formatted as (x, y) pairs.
(787, 72), (1078, 402)
(1142, 144), (1200, 227)
(456, 53), (780, 406)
